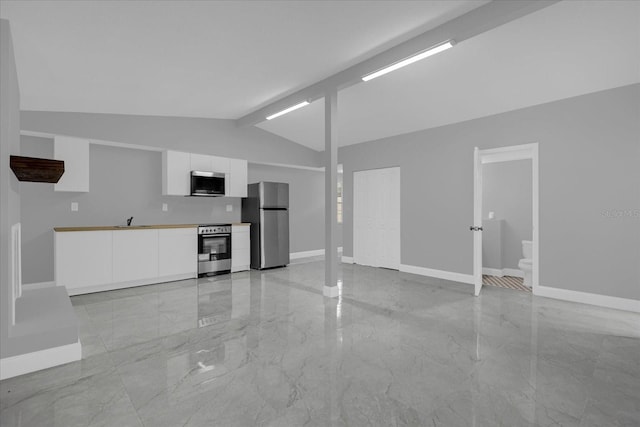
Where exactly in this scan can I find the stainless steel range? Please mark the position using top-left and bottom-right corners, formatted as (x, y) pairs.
(197, 224), (231, 277)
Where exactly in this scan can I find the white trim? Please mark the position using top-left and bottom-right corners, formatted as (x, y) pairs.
(482, 268), (524, 278)
(21, 281), (56, 290)
(0, 340), (81, 380)
(290, 249), (324, 259)
(341, 256), (354, 264)
(482, 268), (504, 277)
(323, 285), (340, 298)
(503, 268), (524, 278)
(248, 160), (324, 172)
(290, 247), (343, 260)
(21, 130), (164, 152)
(65, 273), (195, 296)
(399, 264), (474, 284)
(10, 223), (22, 325)
(475, 142), (539, 295)
(535, 286), (640, 313)
(22, 130), (322, 171)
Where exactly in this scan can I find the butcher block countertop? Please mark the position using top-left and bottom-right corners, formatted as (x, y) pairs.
(54, 224), (198, 232)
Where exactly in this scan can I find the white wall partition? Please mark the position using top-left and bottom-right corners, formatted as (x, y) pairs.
(353, 167), (400, 269)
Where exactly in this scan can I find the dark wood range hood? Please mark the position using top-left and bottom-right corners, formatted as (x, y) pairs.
(10, 155), (65, 183)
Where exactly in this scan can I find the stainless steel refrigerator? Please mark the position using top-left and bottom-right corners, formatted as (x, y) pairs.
(241, 182), (290, 269)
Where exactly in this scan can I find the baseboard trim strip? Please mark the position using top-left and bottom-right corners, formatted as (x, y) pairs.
(0, 339), (81, 380)
(290, 247), (343, 260)
(399, 264), (474, 284)
(535, 286), (640, 313)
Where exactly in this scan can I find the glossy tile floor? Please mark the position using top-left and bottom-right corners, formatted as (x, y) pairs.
(1, 261), (639, 426)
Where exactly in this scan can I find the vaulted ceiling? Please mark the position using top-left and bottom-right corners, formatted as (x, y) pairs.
(1, 1), (638, 152)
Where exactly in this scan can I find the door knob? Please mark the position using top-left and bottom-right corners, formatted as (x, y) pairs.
(469, 226), (483, 231)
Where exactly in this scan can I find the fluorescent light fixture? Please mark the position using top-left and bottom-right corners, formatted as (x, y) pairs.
(265, 101), (310, 120)
(362, 40), (455, 82)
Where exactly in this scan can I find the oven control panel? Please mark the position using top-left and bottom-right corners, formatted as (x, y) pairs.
(198, 225), (231, 235)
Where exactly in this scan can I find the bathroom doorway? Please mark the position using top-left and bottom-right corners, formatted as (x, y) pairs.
(472, 143), (539, 296)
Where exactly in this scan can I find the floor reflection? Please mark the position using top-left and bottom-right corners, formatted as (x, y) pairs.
(1, 261), (638, 427)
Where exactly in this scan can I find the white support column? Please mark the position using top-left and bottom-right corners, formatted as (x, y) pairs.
(324, 89), (339, 298)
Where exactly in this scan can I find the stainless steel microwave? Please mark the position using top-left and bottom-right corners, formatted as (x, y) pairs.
(190, 171), (225, 196)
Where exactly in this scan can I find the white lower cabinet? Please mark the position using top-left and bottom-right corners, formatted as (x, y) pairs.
(55, 227), (197, 295)
(112, 230), (159, 283)
(158, 228), (197, 277)
(231, 225), (250, 272)
(56, 230), (112, 291)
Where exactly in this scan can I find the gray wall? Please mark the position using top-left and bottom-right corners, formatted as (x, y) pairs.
(21, 136), (242, 284)
(482, 160), (532, 269)
(21, 111), (322, 168)
(0, 19), (22, 358)
(340, 84), (640, 300)
(248, 163), (341, 254)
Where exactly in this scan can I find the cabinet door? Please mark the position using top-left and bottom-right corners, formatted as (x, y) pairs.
(112, 230), (159, 283)
(228, 158), (248, 197)
(56, 231), (112, 290)
(190, 153), (212, 172)
(158, 228), (197, 277)
(211, 156), (230, 173)
(231, 226), (250, 272)
(54, 136), (90, 192)
(162, 150), (190, 196)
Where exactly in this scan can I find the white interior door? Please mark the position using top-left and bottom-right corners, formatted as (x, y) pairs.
(353, 167), (400, 269)
(473, 147), (483, 296)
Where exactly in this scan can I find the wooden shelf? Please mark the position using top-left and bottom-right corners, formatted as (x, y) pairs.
(10, 155), (65, 183)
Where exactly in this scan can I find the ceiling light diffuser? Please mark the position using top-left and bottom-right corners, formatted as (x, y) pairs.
(362, 40), (455, 82)
(265, 101), (310, 120)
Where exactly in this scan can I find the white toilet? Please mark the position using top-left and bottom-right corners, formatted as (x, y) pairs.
(518, 240), (533, 288)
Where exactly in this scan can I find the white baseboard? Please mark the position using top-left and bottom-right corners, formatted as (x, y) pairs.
(21, 281), (56, 290)
(290, 247), (343, 260)
(482, 268), (503, 277)
(323, 285), (340, 298)
(503, 268), (524, 278)
(482, 268), (524, 278)
(66, 273), (195, 296)
(341, 256), (354, 264)
(290, 249), (324, 259)
(399, 264), (474, 285)
(535, 286), (640, 313)
(0, 339), (81, 380)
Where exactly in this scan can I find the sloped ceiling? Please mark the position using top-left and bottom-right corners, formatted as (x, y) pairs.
(1, 1), (638, 151)
(257, 0), (640, 150)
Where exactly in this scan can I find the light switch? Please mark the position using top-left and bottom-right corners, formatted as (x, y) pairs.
(226, 204), (233, 212)
(71, 202), (78, 212)
(162, 203), (168, 212)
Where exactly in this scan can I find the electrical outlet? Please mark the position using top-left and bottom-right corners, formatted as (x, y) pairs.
(162, 203), (168, 212)
(226, 204), (233, 212)
(71, 202), (78, 212)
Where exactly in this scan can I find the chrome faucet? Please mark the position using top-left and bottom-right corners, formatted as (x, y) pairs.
(126, 216), (134, 226)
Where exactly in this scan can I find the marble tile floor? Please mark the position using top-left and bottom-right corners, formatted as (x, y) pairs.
(1, 260), (639, 427)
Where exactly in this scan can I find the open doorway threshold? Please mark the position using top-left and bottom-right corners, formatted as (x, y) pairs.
(482, 275), (531, 292)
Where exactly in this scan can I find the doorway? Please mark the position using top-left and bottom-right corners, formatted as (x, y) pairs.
(353, 167), (400, 269)
(472, 144), (539, 296)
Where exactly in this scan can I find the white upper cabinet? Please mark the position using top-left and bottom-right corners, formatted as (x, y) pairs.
(165, 151), (247, 198)
(162, 150), (190, 196)
(212, 156), (230, 173)
(190, 153), (211, 172)
(54, 136), (90, 192)
(228, 158), (248, 198)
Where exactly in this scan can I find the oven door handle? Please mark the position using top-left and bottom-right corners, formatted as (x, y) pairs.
(200, 233), (231, 237)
